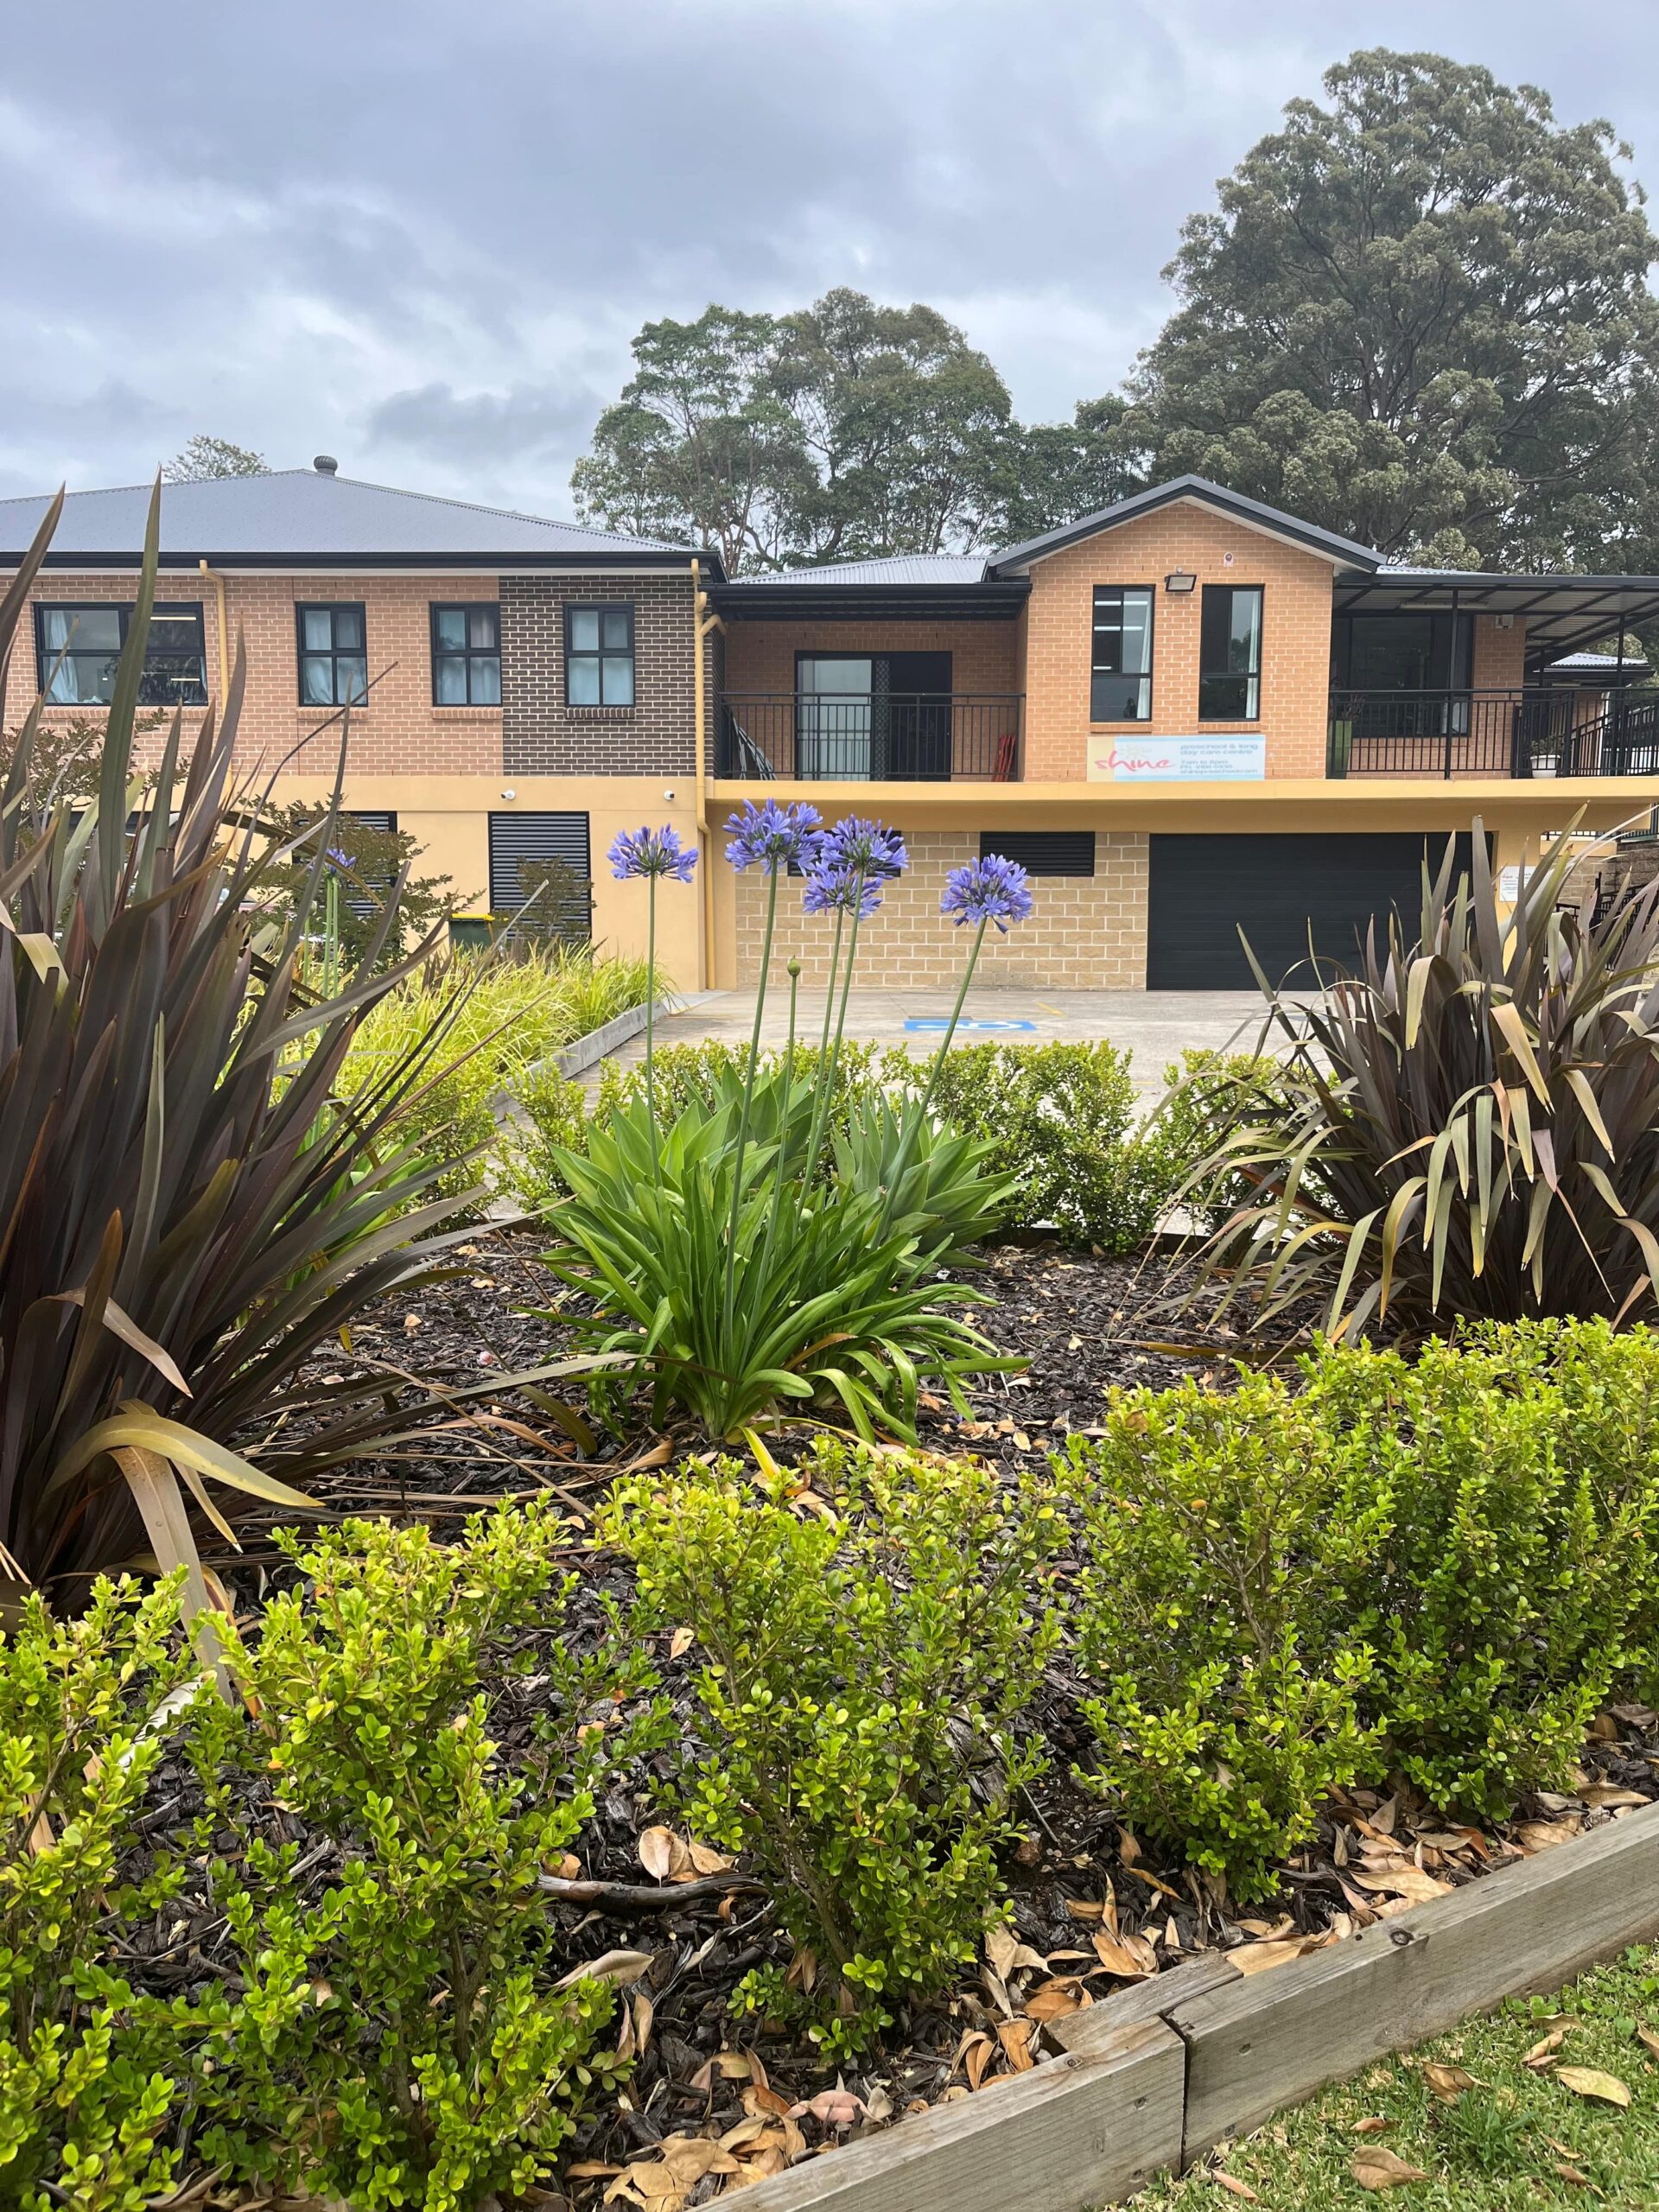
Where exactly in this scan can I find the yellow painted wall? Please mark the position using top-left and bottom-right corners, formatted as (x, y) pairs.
(272, 774), (708, 990)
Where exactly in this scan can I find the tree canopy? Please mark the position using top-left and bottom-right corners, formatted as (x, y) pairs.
(571, 289), (1122, 571)
(163, 435), (270, 482)
(1118, 51), (1659, 567)
(573, 53), (1659, 575)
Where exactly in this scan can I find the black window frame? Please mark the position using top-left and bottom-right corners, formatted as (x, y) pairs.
(1090, 586), (1155, 722)
(1198, 585), (1264, 722)
(979, 830), (1096, 878)
(564, 602), (635, 708)
(296, 602), (369, 709)
(34, 600), (208, 708)
(430, 601), (502, 706)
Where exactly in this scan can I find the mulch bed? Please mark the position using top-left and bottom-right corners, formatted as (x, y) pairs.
(166, 1230), (1658, 2204)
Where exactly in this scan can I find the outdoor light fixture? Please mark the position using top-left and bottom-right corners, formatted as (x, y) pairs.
(499, 788), (517, 800)
(1165, 571), (1198, 594)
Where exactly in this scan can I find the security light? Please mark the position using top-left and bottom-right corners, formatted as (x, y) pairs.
(1165, 572), (1198, 594)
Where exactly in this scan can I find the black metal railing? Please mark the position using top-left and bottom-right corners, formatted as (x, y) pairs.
(717, 693), (1024, 781)
(1328, 689), (1659, 779)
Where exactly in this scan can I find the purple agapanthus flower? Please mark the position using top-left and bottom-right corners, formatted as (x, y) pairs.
(608, 823), (698, 882)
(724, 798), (824, 875)
(803, 863), (884, 918)
(817, 815), (908, 882)
(941, 852), (1034, 933)
(326, 846), (353, 868)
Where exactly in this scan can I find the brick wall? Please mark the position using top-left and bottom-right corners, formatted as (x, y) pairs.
(3, 570), (505, 779)
(1471, 614), (1529, 691)
(721, 617), (1020, 697)
(735, 827), (1147, 988)
(501, 572), (698, 777)
(1020, 504), (1339, 779)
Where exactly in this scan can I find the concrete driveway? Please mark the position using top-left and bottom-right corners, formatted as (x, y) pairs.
(614, 988), (1278, 1106)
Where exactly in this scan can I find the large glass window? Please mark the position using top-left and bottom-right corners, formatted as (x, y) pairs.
(431, 602), (501, 704)
(1090, 588), (1154, 720)
(297, 604), (368, 707)
(1198, 586), (1263, 720)
(796, 655), (873, 778)
(35, 602), (207, 706)
(565, 604), (634, 706)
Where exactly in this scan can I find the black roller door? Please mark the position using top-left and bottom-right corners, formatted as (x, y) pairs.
(1147, 831), (1478, 990)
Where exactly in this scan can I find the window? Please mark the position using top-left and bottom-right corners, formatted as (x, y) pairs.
(1198, 586), (1263, 720)
(1090, 588), (1154, 721)
(35, 602), (207, 706)
(297, 604), (368, 707)
(431, 602), (501, 704)
(565, 604), (634, 707)
(980, 830), (1095, 877)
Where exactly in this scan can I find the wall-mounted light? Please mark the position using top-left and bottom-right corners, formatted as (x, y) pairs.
(499, 787), (517, 800)
(1165, 571), (1198, 594)
(1494, 613), (1515, 631)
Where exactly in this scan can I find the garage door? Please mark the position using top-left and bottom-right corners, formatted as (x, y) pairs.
(1147, 832), (1478, 990)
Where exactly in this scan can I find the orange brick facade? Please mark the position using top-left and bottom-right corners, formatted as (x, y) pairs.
(1016, 505), (1339, 779)
(3, 570), (506, 779)
(721, 618), (1020, 700)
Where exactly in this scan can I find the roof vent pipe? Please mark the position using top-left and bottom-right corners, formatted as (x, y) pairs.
(313, 454), (339, 475)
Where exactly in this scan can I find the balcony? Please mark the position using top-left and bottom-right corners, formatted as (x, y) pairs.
(1328, 689), (1659, 779)
(717, 692), (1024, 782)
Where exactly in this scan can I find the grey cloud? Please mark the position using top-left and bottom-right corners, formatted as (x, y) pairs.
(2, 0), (1656, 505)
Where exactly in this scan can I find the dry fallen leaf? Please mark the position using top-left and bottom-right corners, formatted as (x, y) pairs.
(1556, 2066), (1631, 2108)
(789, 2088), (868, 2127)
(556, 1948), (655, 1990)
(1350, 1865), (1451, 1904)
(638, 1826), (676, 1881)
(985, 1923), (1047, 1981)
(1421, 2063), (1478, 2104)
(1353, 2117), (1395, 2136)
(1351, 2145), (1430, 2190)
(1211, 2173), (1261, 2202)
(686, 1839), (734, 1877)
(957, 2031), (995, 2091)
(1553, 2159), (1594, 2188)
(1024, 1975), (1090, 2022)
(996, 2017), (1036, 2073)
(1579, 1783), (1647, 1808)
(1092, 1928), (1158, 1980)
(667, 1625), (695, 1660)
(1637, 2024), (1659, 2063)
(1522, 2026), (1572, 2070)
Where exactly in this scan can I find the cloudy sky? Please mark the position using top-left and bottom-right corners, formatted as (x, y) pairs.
(4, 0), (1657, 514)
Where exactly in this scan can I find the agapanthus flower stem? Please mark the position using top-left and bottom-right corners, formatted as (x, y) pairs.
(877, 914), (989, 1239)
(723, 863), (780, 1332)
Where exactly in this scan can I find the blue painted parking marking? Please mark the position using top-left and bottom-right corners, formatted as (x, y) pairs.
(903, 1017), (1038, 1033)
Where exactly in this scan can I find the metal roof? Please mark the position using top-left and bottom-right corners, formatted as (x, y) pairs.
(1548, 650), (1651, 672)
(988, 475), (1384, 575)
(0, 468), (709, 570)
(743, 553), (990, 586)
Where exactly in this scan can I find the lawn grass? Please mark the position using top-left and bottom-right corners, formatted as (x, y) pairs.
(1139, 1942), (1659, 2209)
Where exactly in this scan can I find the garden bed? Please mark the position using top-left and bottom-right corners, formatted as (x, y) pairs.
(166, 1235), (1659, 2203)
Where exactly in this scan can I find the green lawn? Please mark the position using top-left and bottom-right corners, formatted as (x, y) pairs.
(1138, 1944), (1659, 2209)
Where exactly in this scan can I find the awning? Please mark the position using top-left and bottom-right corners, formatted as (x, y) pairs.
(1334, 567), (1659, 664)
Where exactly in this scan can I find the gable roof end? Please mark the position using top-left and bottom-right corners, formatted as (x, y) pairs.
(987, 475), (1384, 576)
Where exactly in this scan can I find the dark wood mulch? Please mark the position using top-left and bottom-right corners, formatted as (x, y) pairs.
(157, 1230), (1656, 2203)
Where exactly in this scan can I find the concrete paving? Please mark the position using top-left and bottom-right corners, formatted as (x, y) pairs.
(609, 988), (1280, 1106)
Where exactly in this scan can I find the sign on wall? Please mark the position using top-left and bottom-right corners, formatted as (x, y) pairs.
(1088, 735), (1268, 782)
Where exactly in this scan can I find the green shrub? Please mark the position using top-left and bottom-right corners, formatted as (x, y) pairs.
(1059, 1380), (1387, 1900)
(1139, 1049), (1294, 1231)
(511, 1034), (1172, 1252)
(1062, 1321), (1659, 1891)
(605, 1442), (1062, 2056)
(0, 1507), (664, 2212)
(1303, 1324), (1659, 1816)
(875, 1039), (1160, 1251)
(0, 1574), (210, 2211)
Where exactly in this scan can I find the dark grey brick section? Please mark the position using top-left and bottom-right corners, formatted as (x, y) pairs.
(501, 573), (698, 776)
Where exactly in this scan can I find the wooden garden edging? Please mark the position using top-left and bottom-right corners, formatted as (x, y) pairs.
(729, 1801), (1659, 2212)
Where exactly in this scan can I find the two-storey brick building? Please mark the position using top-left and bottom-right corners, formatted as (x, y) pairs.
(5, 465), (1659, 993)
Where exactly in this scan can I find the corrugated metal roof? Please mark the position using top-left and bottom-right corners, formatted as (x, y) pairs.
(0, 469), (696, 563)
(1549, 650), (1651, 671)
(742, 553), (990, 586)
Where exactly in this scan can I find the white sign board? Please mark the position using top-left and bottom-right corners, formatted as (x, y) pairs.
(1089, 734), (1268, 783)
(1497, 865), (1521, 901)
